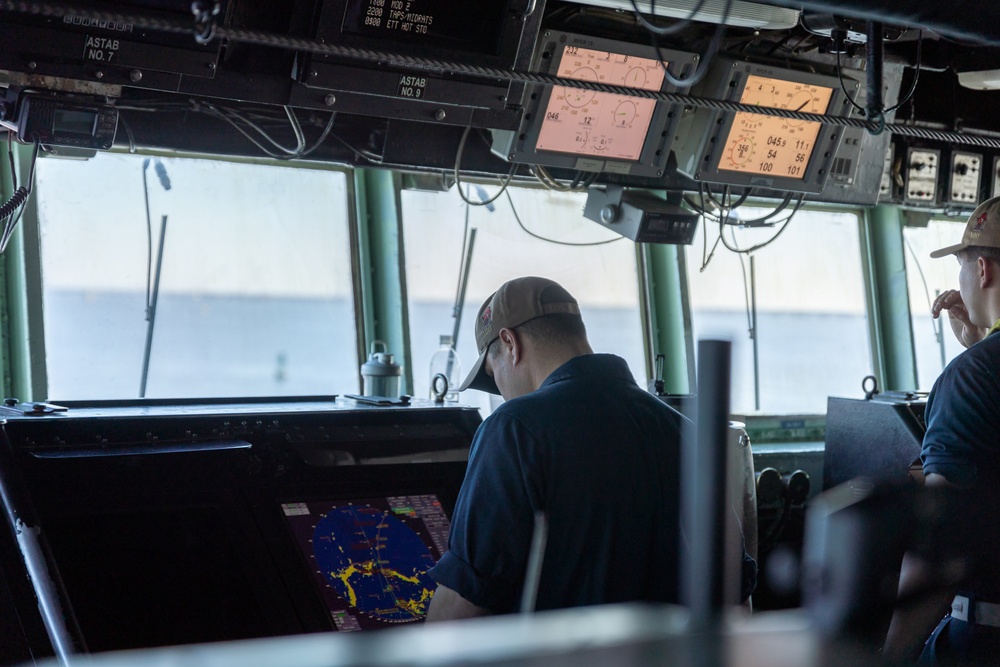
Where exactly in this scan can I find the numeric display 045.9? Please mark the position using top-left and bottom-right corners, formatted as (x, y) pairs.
(720, 75), (833, 180)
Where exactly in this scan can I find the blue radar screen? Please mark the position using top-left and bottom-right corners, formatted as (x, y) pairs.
(282, 495), (451, 631)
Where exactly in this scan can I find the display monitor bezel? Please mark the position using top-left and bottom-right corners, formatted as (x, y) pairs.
(492, 31), (697, 178)
(312, 0), (525, 69)
(679, 60), (856, 194)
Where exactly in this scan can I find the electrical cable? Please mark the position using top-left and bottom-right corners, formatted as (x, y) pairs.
(738, 192), (793, 226)
(455, 126), (515, 207)
(330, 133), (383, 163)
(903, 232), (944, 349)
(194, 101), (336, 160)
(121, 99), (388, 165)
(836, 44), (867, 115)
(200, 102), (305, 158)
(117, 114), (137, 154)
(725, 207), (755, 339)
(698, 183), (756, 223)
(698, 184), (722, 271)
(718, 194), (805, 255)
(884, 30), (923, 114)
(698, 183), (794, 227)
(533, 165), (573, 191)
(699, 215), (723, 272)
(649, 0), (732, 89)
(196, 103), (299, 159)
(5, 131), (16, 192)
(0, 184), (28, 221)
(505, 189), (621, 246)
(297, 112), (337, 158)
(532, 165), (595, 192)
(628, 0), (711, 37)
(0, 136), (39, 253)
(835, 29), (923, 120)
(684, 193), (712, 215)
(702, 182), (727, 211)
(727, 187), (751, 211)
(284, 106), (306, 155)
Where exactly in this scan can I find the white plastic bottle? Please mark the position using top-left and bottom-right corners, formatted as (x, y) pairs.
(428, 335), (462, 403)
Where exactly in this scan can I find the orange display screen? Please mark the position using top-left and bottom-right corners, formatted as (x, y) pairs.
(535, 45), (665, 160)
(719, 75), (833, 179)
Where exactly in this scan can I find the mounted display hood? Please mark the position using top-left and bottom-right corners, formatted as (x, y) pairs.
(958, 69), (1000, 90)
(569, 0), (800, 29)
(756, 0), (1000, 45)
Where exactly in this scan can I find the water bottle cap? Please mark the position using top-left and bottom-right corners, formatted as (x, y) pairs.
(361, 340), (402, 377)
(439, 334), (452, 346)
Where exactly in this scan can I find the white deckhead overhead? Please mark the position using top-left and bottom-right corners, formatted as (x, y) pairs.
(567, 0), (801, 30)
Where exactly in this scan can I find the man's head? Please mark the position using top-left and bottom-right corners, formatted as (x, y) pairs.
(933, 197), (1000, 328)
(931, 196), (1000, 260)
(459, 277), (589, 398)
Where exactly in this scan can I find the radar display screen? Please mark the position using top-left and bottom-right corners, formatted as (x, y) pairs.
(340, 0), (509, 57)
(535, 45), (666, 161)
(719, 75), (833, 180)
(282, 494), (451, 631)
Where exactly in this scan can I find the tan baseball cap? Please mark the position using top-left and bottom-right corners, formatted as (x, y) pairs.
(459, 276), (581, 395)
(931, 196), (1000, 258)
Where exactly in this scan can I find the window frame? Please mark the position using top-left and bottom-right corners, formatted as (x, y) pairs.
(4, 140), (902, 427)
(28, 148), (364, 401)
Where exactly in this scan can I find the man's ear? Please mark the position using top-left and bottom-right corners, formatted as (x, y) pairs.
(499, 327), (523, 365)
(980, 256), (994, 289)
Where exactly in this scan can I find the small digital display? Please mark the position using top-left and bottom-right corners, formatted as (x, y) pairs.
(52, 109), (97, 137)
(282, 494), (451, 631)
(534, 45), (666, 161)
(719, 75), (833, 180)
(341, 0), (508, 57)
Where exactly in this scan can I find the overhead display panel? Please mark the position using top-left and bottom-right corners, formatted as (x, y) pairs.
(304, 0), (532, 71)
(0, 0), (228, 90)
(492, 31), (697, 178)
(295, 0), (537, 125)
(673, 59), (855, 194)
(338, 0), (510, 60)
(533, 46), (667, 161)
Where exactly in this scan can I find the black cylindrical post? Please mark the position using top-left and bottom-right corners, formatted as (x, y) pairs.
(866, 21), (885, 120)
(682, 339), (736, 628)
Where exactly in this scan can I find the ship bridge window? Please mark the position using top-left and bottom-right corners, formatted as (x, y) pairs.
(685, 206), (871, 415)
(401, 184), (646, 417)
(36, 153), (357, 399)
(903, 218), (967, 390)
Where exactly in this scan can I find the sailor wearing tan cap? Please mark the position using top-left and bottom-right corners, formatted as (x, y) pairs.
(885, 197), (1000, 664)
(425, 276), (756, 622)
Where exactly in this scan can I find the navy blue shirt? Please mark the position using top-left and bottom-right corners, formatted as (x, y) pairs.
(429, 354), (686, 614)
(922, 330), (1000, 600)
(923, 330), (1000, 487)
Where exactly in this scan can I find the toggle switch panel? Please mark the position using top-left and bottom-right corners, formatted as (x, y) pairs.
(905, 148), (940, 203)
(949, 152), (982, 204)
